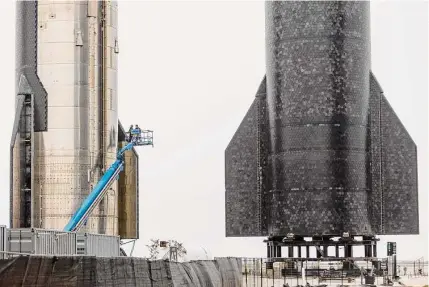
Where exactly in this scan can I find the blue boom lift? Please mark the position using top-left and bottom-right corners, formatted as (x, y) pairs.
(64, 128), (153, 232)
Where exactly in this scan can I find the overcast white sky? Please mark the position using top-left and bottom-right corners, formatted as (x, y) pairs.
(0, 1), (427, 261)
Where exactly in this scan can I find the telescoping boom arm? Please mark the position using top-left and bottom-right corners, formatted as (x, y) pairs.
(64, 129), (153, 232)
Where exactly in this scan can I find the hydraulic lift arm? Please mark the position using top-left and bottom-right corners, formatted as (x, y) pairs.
(64, 130), (153, 232)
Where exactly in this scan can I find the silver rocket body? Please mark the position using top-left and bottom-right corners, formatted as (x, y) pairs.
(11, 0), (120, 235)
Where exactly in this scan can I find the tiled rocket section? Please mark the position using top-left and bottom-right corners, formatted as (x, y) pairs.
(225, 1), (419, 237)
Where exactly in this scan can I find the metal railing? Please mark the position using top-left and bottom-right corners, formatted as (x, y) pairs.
(240, 258), (428, 287)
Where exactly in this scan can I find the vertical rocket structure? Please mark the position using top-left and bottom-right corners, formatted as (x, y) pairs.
(225, 2), (419, 237)
(11, 1), (139, 238)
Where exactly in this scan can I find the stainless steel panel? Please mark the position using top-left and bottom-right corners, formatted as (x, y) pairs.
(38, 2), (78, 21)
(32, 228), (77, 255)
(34, 129), (90, 150)
(7, 228), (34, 255)
(39, 85), (89, 107)
(99, 0), (119, 236)
(38, 65), (78, 87)
(46, 108), (90, 129)
(87, 0), (103, 235)
(38, 43), (78, 64)
(7, 228), (77, 256)
(77, 233), (120, 257)
(37, 21), (75, 44)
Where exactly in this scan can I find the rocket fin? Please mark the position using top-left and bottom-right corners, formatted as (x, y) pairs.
(16, 72), (48, 133)
(225, 76), (269, 237)
(368, 72), (419, 235)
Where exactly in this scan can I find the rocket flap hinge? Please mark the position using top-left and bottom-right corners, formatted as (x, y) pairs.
(114, 39), (119, 54)
(76, 30), (83, 47)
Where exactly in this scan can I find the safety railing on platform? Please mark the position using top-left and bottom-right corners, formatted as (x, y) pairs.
(240, 258), (428, 287)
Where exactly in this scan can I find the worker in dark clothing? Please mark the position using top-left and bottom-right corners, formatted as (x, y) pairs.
(130, 125), (141, 143)
(127, 125), (134, 142)
(134, 125), (142, 143)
